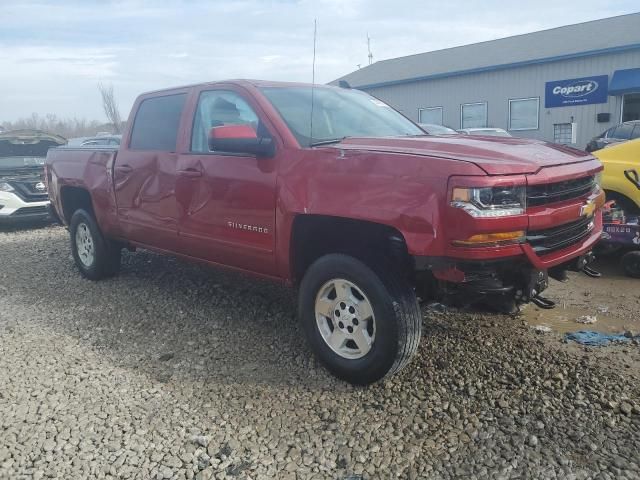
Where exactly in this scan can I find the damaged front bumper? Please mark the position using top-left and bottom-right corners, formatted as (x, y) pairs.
(413, 218), (601, 309)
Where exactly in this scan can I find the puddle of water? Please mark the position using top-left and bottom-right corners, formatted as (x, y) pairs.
(520, 304), (634, 334)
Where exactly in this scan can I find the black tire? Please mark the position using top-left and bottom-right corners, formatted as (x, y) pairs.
(594, 242), (623, 257)
(605, 191), (640, 215)
(298, 254), (422, 385)
(621, 251), (640, 279)
(69, 209), (121, 280)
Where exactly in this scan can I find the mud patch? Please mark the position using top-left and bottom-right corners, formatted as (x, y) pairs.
(520, 304), (637, 334)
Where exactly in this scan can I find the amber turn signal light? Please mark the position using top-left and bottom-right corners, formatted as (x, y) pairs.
(452, 231), (525, 247)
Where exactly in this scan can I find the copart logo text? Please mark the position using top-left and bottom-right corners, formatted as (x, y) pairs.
(552, 80), (598, 98)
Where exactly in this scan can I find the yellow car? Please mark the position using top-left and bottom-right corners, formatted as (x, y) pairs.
(593, 138), (640, 213)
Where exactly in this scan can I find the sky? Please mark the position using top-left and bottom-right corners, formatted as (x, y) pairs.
(0, 0), (638, 122)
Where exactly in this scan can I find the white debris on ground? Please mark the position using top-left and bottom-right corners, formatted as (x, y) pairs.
(532, 324), (552, 333)
(576, 315), (598, 324)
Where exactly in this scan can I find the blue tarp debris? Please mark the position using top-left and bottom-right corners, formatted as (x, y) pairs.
(564, 331), (632, 346)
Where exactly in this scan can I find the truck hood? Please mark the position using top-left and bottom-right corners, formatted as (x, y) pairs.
(335, 135), (594, 175)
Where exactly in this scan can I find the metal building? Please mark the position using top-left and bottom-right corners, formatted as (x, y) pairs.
(334, 13), (640, 149)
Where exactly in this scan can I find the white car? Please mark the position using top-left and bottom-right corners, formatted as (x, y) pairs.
(457, 128), (512, 137)
(0, 130), (66, 223)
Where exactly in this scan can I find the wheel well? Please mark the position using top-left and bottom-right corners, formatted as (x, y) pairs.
(60, 186), (94, 223)
(604, 190), (640, 214)
(290, 215), (412, 285)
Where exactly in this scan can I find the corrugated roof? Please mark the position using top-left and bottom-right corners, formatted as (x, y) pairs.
(334, 13), (640, 88)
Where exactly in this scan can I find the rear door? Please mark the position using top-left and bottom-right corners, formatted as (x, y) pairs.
(174, 86), (279, 274)
(114, 91), (188, 251)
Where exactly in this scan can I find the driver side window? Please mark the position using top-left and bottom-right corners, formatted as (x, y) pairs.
(191, 90), (260, 153)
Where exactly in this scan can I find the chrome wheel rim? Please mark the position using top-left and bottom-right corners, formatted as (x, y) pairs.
(315, 278), (376, 360)
(75, 223), (95, 267)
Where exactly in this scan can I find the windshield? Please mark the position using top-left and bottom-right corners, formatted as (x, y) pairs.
(0, 157), (45, 169)
(260, 86), (423, 146)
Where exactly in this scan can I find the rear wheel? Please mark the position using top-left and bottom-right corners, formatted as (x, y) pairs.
(621, 251), (640, 278)
(299, 254), (422, 385)
(70, 209), (121, 280)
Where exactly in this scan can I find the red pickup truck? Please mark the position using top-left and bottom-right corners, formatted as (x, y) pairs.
(46, 80), (604, 384)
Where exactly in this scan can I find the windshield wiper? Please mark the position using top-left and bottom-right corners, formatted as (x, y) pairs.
(309, 137), (347, 147)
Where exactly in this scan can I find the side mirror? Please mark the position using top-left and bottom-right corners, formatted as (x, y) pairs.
(208, 125), (274, 157)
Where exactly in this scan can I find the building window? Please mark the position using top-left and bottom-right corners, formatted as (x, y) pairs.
(418, 107), (443, 125)
(461, 102), (487, 128)
(553, 123), (574, 145)
(622, 93), (640, 122)
(508, 98), (539, 131)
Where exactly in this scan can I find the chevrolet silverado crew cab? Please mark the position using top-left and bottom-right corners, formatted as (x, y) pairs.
(1, 130), (66, 223)
(46, 80), (604, 384)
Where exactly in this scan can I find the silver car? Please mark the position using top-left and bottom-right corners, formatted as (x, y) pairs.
(457, 128), (511, 137)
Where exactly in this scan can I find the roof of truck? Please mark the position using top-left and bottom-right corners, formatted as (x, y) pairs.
(139, 79), (335, 97)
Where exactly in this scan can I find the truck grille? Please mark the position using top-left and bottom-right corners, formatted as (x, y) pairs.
(9, 180), (48, 203)
(527, 216), (594, 255)
(527, 175), (595, 207)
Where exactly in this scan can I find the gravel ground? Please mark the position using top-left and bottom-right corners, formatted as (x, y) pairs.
(1, 225), (639, 480)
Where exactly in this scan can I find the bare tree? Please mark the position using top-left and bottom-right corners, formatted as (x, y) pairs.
(1, 113), (103, 139)
(98, 83), (122, 134)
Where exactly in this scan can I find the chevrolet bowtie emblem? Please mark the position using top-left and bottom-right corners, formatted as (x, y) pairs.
(580, 200), (596, 217)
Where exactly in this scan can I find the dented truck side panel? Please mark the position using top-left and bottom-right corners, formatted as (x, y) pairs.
(46, 79), (604, 301)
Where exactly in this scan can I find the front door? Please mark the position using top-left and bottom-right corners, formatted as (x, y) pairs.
(175, 88), (278, 274)
(114, 92), (187, 251)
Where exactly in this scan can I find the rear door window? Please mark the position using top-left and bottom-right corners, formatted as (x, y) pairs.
(129, 94), (187, 151)
(631, 125), (640, 140)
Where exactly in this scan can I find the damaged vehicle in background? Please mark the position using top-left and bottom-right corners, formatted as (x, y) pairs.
(0, 130), (66, 223)
(418, 123), (458, 135)
(457, 127), (512, 137)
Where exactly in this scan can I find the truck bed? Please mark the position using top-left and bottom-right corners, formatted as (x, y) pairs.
(46, 146), (120, 234)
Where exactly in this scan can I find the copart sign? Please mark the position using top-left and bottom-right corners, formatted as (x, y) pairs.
(545, 75), (608, 108)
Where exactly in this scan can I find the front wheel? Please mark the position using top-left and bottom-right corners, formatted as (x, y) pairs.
(621, 251), (640, 278)
(70, 209), (121, 280)
(298, 254), (422, 385)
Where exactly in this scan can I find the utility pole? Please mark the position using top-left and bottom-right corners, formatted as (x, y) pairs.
(367, 34), (373, 65)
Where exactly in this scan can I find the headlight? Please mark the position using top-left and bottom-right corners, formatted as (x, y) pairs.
(0, 182), (15, 192)
(451, 185), (526, 217)
(594, 172), (602, 190)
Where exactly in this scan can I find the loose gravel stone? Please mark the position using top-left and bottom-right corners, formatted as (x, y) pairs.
(0, 225), (639, 479)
